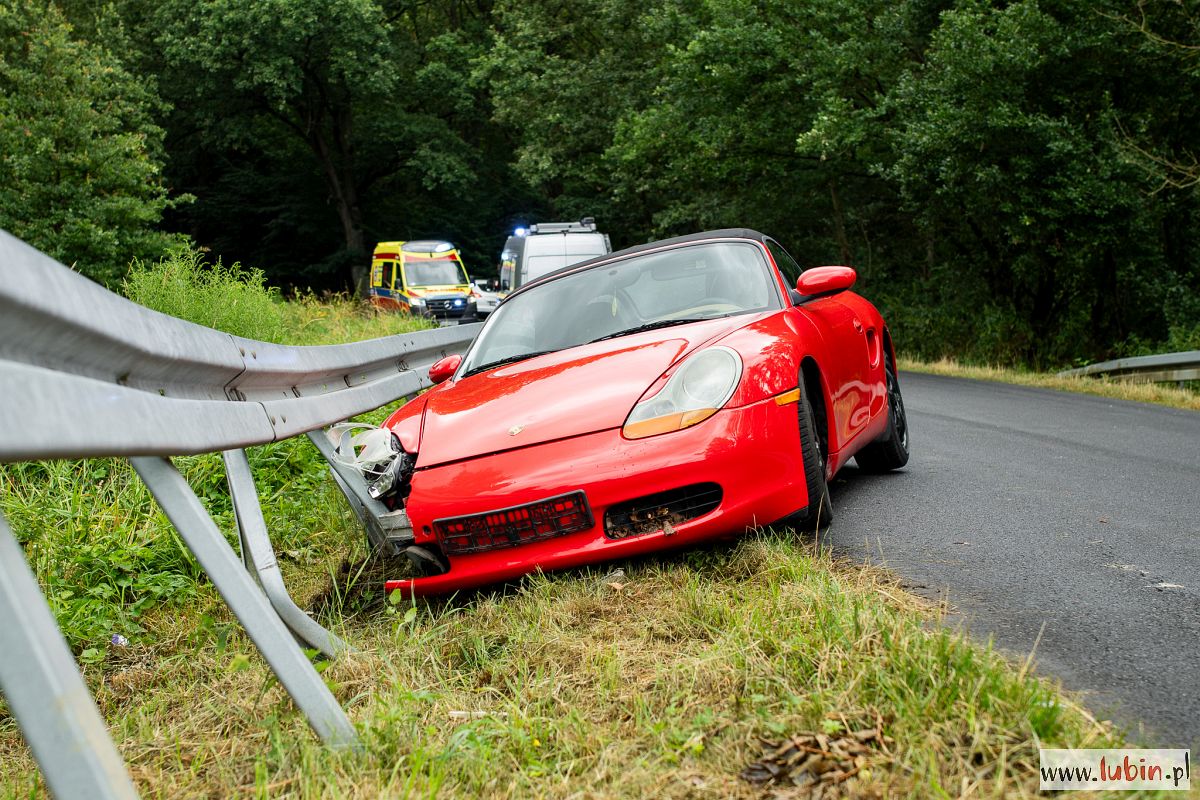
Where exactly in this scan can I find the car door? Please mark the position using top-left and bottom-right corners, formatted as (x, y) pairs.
(765, 238), (873, 447)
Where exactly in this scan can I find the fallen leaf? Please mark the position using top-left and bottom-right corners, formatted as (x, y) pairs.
(741, 719), (887, 789)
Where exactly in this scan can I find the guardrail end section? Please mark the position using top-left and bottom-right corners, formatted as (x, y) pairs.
(0, 513), (140, 800)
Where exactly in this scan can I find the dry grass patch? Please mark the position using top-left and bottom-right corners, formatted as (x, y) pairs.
(900, 356), (1200, 412)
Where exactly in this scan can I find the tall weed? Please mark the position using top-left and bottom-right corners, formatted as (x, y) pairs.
(123, 246), (286, 342)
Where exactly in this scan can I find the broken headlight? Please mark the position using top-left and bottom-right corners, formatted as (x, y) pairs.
(327, 422), (416, 507)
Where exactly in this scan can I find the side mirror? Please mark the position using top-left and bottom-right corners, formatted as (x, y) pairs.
(428, 354), (462, 385)
(796, 266), (856, 299)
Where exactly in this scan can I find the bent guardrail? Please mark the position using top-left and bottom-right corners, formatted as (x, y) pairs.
(0, 230), (479, 799)
(1056, 351), (1200, 385)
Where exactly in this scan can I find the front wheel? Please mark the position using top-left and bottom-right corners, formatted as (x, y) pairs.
(854, 360), (909, 472)
(792, 383), (833, 529)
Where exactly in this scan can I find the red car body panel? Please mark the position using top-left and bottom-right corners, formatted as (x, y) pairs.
(385, 392), (806, 596)
(415, 315), (755, 467)
(379, 230), (898, 596)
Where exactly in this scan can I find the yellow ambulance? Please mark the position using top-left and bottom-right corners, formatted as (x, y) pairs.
(368, 240), (477, 322)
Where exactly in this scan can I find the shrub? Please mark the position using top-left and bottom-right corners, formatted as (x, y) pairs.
(123, 246), (286, 342)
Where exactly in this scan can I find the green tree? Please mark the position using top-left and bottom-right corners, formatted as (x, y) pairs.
(494, 0), (1198, 365)
(0, 1), (180, 284)
(152, 0), (396, 290)
(481, 0), (703, 242)
(880, 0), (1197, 363)
(151, 0), (504, 291)
(608, 0), (925, 263)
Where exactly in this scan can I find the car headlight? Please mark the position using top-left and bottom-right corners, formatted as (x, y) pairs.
(623, 346), (742, 439)
(410, 296), (425, 307)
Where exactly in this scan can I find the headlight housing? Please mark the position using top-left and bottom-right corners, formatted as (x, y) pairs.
(623, 346), (742, 439)
(409, 296), (425, 307)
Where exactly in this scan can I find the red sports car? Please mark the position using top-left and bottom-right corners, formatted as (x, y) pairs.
(376, 229), (909, 596)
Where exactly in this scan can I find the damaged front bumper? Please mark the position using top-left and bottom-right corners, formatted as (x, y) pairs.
(387, 391), (809, 597)
(306, 429), (414, 556)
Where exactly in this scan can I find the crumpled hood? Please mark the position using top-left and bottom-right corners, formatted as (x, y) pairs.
(416, 316), (752, 467)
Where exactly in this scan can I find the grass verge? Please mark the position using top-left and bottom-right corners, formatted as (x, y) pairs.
(1, 528), (1127, 798)
(124, 245), (439, 346)
(900, 356), (1200, 412)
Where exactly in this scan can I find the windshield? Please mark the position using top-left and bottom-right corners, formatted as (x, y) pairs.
(461, 241), (779, 375)
(404, 258), (466, 287)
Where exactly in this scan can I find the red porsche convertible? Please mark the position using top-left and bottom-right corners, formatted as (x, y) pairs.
(375, 229), (908, 596)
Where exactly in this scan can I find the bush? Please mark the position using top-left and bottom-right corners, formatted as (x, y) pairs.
(123, 246), (287, 342)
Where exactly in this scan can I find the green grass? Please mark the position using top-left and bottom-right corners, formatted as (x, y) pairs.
(124, 244), (438, 346)
(1, 529), (1130, 798)
(0, 260), (1148, 796)
(123, 247), (289, 342)
(900, 356), (1200, 412)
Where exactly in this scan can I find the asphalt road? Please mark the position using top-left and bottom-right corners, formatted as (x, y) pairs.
(826, 372), (1200, 748)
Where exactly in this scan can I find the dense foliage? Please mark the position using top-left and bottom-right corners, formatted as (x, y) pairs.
(0, 0), (182, 285)
(3, 0), (1198, 365)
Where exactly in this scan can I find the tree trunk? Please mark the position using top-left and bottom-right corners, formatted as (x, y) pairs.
(829, 180), (851, 265)
(310, 126), (368, 295)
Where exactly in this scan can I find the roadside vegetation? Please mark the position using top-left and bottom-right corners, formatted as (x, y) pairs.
(123, 246), (438, 345)
(900, 357), (1200, 413)
(2, 0), (1198, 368)
(1, 257), (1135, 798)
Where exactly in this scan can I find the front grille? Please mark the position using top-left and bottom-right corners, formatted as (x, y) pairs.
(425, 297), (468, 317)
(434, 491), (594, 555)
(604, 483), (722, 540)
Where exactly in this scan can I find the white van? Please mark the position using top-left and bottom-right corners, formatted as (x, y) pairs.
(499, 218), (611, 293)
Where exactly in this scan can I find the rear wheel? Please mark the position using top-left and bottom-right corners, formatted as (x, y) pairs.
(855, 358), (909, 472)
(793, 382), (833, 529)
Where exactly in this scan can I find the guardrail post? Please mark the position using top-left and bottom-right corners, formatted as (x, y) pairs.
(130, 457), (359, 750)
(0, 514), (140, 800)
(222, 449), (350, 659)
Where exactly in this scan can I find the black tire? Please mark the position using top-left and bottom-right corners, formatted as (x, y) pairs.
(793, 381), (833, 529)
(855, 358), (910, 472)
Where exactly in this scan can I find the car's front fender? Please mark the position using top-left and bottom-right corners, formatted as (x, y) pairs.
(720, 311), (827, 408)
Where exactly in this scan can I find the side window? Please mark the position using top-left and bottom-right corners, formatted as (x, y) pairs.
(766, 239), (803, 293)
(381, 262), (394, 291)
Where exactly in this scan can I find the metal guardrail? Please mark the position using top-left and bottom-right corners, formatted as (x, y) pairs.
(0, 230), (479, 798)
(1056, 351), (1200, 384)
